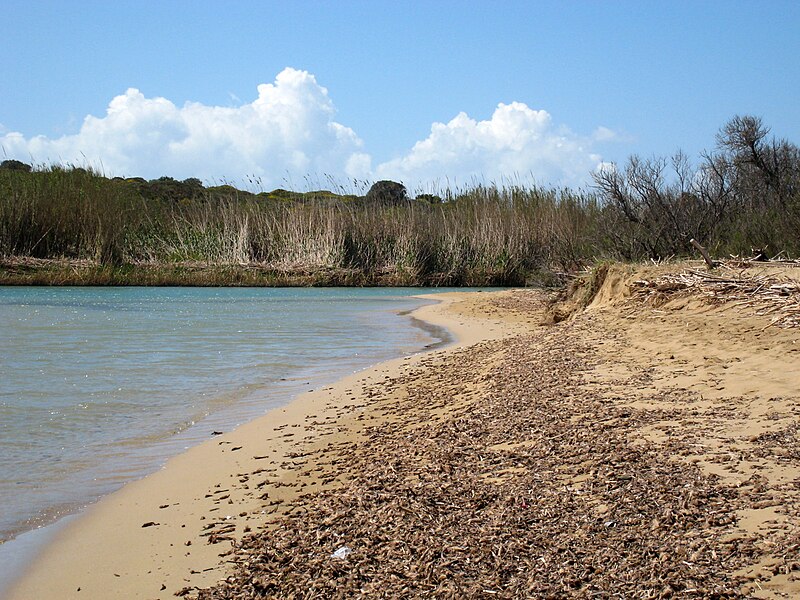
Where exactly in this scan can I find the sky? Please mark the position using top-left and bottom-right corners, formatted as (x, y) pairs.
(1, 0), (799, 193)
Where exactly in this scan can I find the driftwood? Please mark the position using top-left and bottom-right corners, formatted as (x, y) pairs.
(689, 238), (718, 268)
(633, 268), (800, 328)
(686, 241), (800, 271)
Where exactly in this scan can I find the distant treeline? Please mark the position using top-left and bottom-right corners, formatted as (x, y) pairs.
(1, 115), (798, 286)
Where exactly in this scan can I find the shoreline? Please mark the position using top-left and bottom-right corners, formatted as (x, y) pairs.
(186, 264), (800, 598)
(5, 291), (504, 600)
(0, 257), (530, 288)
(8, 264), (800, 597)
(0, 290), (452, 590)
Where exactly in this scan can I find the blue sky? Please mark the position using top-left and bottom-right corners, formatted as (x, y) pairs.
(1, 1), (798, 191)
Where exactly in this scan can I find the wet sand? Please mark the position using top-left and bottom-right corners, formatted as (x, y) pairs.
(8, 265), (800, 598)
(6, 292), (508, 599)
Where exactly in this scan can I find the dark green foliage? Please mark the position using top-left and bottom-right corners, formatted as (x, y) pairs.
(138, 176), (207, 202)
(183, 177), (203, 189)
(1, 159), (32, 172)
(366, 180), (408, 205)
(415, 193), (443, 204)
(265, 188), (296, 201)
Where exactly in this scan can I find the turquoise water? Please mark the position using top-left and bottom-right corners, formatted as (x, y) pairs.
(0, 287), (450, 552)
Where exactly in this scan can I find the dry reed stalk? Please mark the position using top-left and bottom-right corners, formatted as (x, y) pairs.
(632, 266), (800, 328)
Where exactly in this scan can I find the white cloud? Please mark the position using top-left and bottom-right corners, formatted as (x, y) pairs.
(0, 68), (370, 189)
(375, 102), (605, 191)
(592, 126), (617, 142)
(1, 69), (613, 191)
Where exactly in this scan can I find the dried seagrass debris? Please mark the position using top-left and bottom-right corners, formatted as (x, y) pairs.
(190, 292), (773, 599)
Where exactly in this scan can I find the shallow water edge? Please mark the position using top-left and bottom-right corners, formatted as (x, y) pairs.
(0, 287), (462, 597)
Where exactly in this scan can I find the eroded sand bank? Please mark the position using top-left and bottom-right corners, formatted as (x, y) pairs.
(9, 264), (800, 598)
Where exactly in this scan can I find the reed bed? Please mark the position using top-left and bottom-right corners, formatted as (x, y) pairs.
(0, 167), (602, 286)
(1, 163), (797, 286)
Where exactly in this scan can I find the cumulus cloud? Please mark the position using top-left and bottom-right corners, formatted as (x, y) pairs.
(0, 68), (371, 188)
(375, 102), (605, 191)
(1, 69), (613, 190)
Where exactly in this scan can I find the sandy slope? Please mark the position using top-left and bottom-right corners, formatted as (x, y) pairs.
(191, 263), (800, 598)
(578, 262), (800, 598)
(8, 263), (800, 598)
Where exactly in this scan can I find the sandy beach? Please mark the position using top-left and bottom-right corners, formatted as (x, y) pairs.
(5, 292), (502, 599)
(8, 261), (800, 598)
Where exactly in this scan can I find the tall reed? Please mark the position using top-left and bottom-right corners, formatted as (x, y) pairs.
(2, 164), (796, 286)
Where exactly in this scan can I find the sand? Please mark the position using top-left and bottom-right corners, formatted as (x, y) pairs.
(7, 263), (800, 598)
(5, 293), (513, 600)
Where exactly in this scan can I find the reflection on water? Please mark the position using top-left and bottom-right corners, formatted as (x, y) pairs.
(0, 286), (450, 545)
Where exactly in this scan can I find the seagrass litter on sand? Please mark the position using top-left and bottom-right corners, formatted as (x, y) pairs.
(187, 292), (793, 599)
